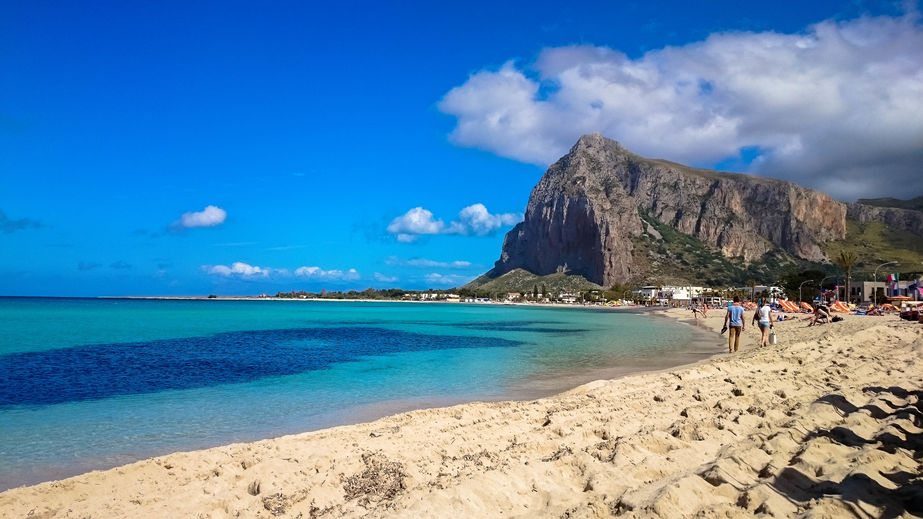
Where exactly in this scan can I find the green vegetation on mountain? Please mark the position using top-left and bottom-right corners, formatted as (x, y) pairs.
(477, 135), (923, 293)
(856, 196), (923, 211)
(822, 219), (923, 269)
(463, 269), (601, 295)
(632, 211), (811, 287)
(470, 213), (923, 295)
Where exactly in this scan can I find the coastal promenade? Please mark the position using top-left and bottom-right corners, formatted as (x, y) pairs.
(2, 310), (920, 518)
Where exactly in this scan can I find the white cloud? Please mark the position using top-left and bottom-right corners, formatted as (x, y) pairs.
(385, 256), (472, 269)
(438, 13), (923, 200)
(386, 207), (444, 238)
(207, 262), (270, 278)
(449, 204), (521, 236)
(374, 272), (399, 283)
(204, 262), (359, 281)
(387, 204), (521, 241)
(295, 266), (360, 281)
(178, 205), (227, 228)
(424, 273), (474, 287)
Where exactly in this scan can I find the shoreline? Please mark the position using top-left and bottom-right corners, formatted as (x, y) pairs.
(2, 310), (921, 517)
(0, 308), (718, 491)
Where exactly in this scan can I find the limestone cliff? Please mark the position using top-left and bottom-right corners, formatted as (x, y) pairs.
(491, 134), (850, 286)
(846, 203), (923, 237)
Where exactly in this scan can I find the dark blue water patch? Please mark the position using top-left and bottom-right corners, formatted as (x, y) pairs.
(317, 319), (587, 334)
(0, 327), (523, 407)
(453, 323), (590, 334)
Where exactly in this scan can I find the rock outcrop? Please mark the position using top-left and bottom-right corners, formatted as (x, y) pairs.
(846, 203), (923, 237)
(492, 134), (850, 286)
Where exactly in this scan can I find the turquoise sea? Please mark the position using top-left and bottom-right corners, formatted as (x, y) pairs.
(0, 297), (717, 490)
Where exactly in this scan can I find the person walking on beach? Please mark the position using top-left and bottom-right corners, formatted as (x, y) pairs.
(752, 300), (773, 347)
(724, 296), (745, 353)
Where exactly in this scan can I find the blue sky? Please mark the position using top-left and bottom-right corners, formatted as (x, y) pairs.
(2, 0), (920, 296)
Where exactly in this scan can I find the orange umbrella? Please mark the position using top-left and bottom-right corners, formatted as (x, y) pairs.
(800, 302), (814, 311)
(831, 301), (850, 312)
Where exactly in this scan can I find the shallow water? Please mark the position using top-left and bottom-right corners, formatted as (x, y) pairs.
(0, 298), (717, 489)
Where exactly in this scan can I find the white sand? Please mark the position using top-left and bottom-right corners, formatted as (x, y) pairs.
(2, 309), (921, 518)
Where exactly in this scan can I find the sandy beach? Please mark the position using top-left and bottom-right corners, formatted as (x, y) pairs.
(2, 309), (921, 518)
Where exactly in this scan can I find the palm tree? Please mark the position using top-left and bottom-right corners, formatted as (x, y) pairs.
(835, 250), (859, 303)
(746, 279), (757, 302)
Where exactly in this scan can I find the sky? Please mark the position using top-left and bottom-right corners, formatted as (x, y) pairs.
(1, 0), (921, 296)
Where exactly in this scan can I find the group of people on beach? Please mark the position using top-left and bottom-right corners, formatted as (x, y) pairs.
(689, 302), (709, 319)
(720, 297), (775, 353)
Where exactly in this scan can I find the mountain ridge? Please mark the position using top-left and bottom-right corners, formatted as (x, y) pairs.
(468, 134), (923, 290)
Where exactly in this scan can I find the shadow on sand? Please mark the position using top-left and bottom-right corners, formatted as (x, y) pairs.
(768, 386), (923, 518)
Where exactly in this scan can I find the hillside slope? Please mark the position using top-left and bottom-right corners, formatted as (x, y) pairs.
(469, 134), (923, 290)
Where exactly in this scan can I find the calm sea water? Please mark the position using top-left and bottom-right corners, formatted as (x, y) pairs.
(0, 297), (717, 490)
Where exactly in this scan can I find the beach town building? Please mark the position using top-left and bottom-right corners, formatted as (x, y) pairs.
(635, 286), (660, 300)
(748, 285), (784, 302)
(661, 285), (706, 301)
(558, 293), (579, 304)
(849, 280), (921, 303)
(633, 285), (705, 302)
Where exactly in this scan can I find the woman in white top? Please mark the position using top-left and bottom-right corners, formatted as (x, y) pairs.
(752, 300), (774, 347)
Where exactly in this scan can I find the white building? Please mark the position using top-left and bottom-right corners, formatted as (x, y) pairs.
(850, 280), (921, 303)
(751, 285), (784, 302)
(661, 285), (706, 301)
(635, 286), (660, 299)
(633, 285), (705, 302)
(558, 293), (580, 304)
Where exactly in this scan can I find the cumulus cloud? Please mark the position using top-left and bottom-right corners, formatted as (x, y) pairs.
(385, 256), (472, 269)
(438, 12), (923, 200)
(386, 204), (521, 242)
(207, 262), (270, 278)
(385, 207), (444, 243)
(424, 273), (474, 287)
(0, 210), (42, 233)
(449, 204), (521, 235)
(177, 205), (227, 229)
(204, 262), (360, 281)
(295, 266), (360, 281)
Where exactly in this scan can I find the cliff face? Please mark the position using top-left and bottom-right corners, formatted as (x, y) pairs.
(846, 203), (923, 236)
(493, 134), (849, 286)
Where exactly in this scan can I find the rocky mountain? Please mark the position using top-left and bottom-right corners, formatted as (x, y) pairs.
(471, 134), (923, 289)
(846, 202), (923, 237)
(856, 196), (923, 212)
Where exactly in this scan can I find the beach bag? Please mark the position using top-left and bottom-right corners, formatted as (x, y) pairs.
(769, 331), (777, 345)
(832, 315), (844, 323)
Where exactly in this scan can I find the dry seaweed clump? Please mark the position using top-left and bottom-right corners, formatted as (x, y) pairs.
(262, 493), (290, 516)
(342, 452), (407, 506)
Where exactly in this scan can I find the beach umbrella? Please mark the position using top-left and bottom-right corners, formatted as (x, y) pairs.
(831, 301), (850, 312)
(888, 295), (913, 301)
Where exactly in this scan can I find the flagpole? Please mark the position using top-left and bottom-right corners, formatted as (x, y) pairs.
(873, 261), (899, 306)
